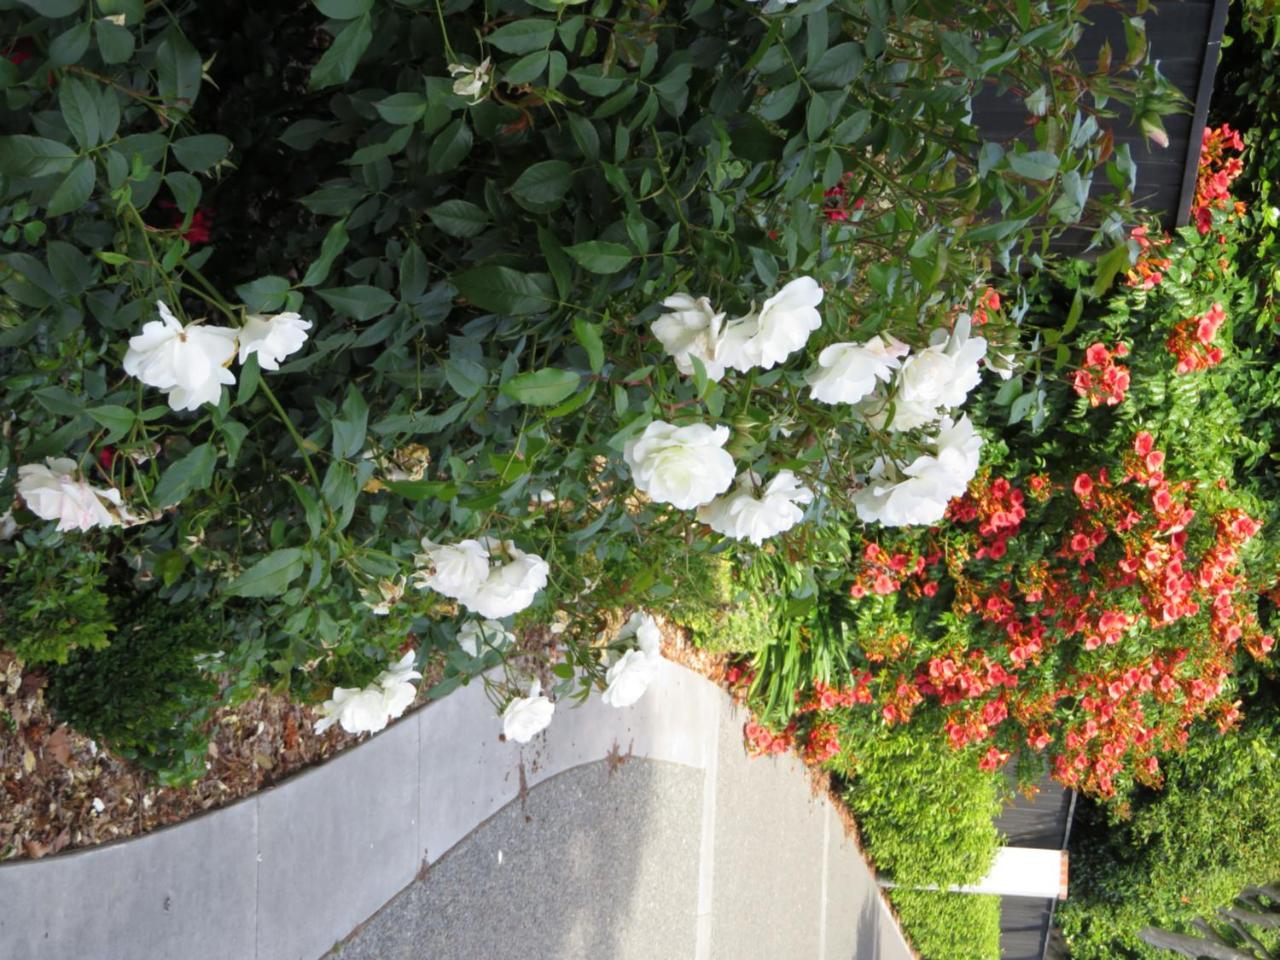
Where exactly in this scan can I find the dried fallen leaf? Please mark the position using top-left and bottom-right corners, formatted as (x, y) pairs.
(22, 749), (35, 774)
(45, 726), (72, 767)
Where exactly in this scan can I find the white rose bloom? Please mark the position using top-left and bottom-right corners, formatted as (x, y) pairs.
(852, 457), (951, 528)
(928, 415), (983, 502)
(806, 334), (909, 405)
(651, 293), (727, 381)
(602, 649), (661, 708)
(448, 57), (491, 103)
(0, 509), (15, 541)
(502, 679), (555, 743)
(856, 387), (942, 432)
(413, 538), (490, 601)
(16, 458), (124, 532)
(602, 612), (665, 709)
(457, 618), (516, 658)
(697, 469), (814, 545)
(894, 315), (988, 424)
(237, 312), (312, 371)
(719, 276), (823, 372)
(123, 301), (239, 412)
(616, 611), (662, 657)
(375, 650), (422, 721)
(623, 420), (736, 510)
(464, 539), (550, 619)
(314, 686), (392, 735)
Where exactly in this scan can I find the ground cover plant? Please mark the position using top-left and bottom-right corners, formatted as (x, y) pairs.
(0, 0), (1177, 792)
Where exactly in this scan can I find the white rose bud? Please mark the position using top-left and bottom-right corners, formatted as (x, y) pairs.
(651, 293), (727, 381)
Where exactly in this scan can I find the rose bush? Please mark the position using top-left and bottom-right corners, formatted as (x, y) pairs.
(0, 0), (1175, 758)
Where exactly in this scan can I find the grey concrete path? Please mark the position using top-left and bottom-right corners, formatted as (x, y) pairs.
(0, 662), (914, 960)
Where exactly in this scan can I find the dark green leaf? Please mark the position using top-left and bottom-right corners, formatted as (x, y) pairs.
(487, 19), (555, 54)
(453, 266), (554, 315)
(426, 117), (473, 173)
(86, 405), (135, 443)
(0, 136), (78, 178)
(300, 219), (349, 287)
(501, 368), (580, 406)
(48, 23), (91, 66)
(46, 157), (95, 216)
(309, 13), (373, 90)
(510, 159), (573, 213)
(235, 275), (291, 313)
(171, 134), (231, 172)
(58, 77), (100, 150)
(313, 0), (371, 16)
(564, 240), (631, 275)
(317, 285), (397, 320)
(224, 548), (307, 598)
(374, 91), (428, 125)
(1008, 150), (1060, 181)
(426, 199), (490, 237)
(331, 385), (369, 459)
(808, 43), (864, 88)
(153, 443), (217, 508)
(94, 21), (135, 64)
(156, 27), (202, 113)
(573, 317), (604, 373)
(18, 0), (84, 15)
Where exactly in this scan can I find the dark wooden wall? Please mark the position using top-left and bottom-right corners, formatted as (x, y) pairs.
(994, 776), (1075, 960)
(973, 0), (1229, 250)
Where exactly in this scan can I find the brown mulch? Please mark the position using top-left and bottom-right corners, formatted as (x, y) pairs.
(0, 650), (436, 862)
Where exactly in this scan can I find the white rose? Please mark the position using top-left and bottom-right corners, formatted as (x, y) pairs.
(602, 649), (661, 708)
(651, 293), (727, 381)
(616, 611), (662, 657)
(457, 618), (516, 658)
(623, 420), (736, 509)
(856, 387), (943, 433)
(927, 415), (982, 502)
(719, 276), (823, 372)
(413, 538), (490, 601)
(448, 57), (491, 103)
(0, 509), (15, 541)
(852, 457), (951, 528)
(123, 301), (238, 412)
(237, 312), (312, 371)
(464, 539), (550, 619)
(602, 612), (665, 708)
(502, 680), (555, 743)
(375, 650), (422, 721)
(895, 316), (988, 421)
(806, 334), (909, 405)
(697, 469), (814, 545)
(314, 686), (392, 735)
(16, 458), (123, 532)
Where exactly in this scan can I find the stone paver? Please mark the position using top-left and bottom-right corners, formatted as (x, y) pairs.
(0, 795), (257, 960)
(257, 710), (421, 960)
(707, 700), (828, 960)
(334, 759), (702, 960)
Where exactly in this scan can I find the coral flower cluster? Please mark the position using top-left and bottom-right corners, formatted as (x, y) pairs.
(1072, 341), (1131, 407)
(1166, 302), (1227, 374)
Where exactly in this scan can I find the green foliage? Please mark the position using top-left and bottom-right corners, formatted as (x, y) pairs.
(842, 722), (1003, 888)
(0, 542), (113, 664)
(46, 593), (223, 786)
(888, 890), (1001, 960)
(1059, 711), (1280, 959)
(659, 552), (778, 655)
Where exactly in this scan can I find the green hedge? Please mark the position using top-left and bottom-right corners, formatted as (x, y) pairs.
(888, 890), (1001, 960)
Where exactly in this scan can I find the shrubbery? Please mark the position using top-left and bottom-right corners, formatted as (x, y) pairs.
(887, 890), (1001, 960)
(0, 541), (113, 664)
(0, 0), (1175, 741)
(46, 594), (223, 785)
